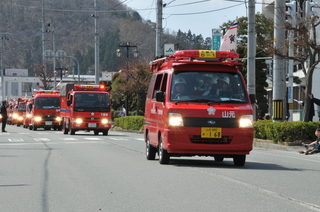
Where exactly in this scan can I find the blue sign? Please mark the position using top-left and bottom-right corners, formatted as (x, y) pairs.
(212, 35), (221, 50)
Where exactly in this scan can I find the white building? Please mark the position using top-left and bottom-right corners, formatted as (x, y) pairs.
(0, 69), (115, 102)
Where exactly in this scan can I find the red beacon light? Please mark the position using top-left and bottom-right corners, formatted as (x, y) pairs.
(74, 84), (106, 91)
(34, 90), (60, 94)
(172, 50), (239, 62)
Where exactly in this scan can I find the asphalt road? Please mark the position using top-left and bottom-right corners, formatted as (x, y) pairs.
(0, 124), (320, 212)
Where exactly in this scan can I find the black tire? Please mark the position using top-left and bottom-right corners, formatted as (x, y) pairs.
(158, 136), (170, 164)
(33, 125), (37, 131)
(94, 130), (99, 135)
(233, 155), (246, 166)
(70, 129), (75, 135)
(146, 135), (156, 160)
(103, 130), (108, 136)
(214, 156), (224, 162)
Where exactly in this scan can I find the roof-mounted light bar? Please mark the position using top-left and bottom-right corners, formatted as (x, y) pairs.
(73, 84), (106, 91)
(173, 50), (239, 60)
(34, 90), (60, 94)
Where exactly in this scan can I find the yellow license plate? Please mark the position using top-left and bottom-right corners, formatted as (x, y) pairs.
(201, 127), (222, 138)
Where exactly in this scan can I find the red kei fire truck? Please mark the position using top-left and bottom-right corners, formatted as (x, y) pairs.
(59, 83), (112, 135)
(144, 50), (254, 166)
(29, 90), (62, 131)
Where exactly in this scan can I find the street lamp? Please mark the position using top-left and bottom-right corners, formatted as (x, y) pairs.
(116, 42), (139, 116)
(54, 66), (68, 88)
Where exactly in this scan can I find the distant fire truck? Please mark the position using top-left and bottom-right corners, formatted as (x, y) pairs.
(29, 90), (62, 131)
(11, 98), (26, 126)
(59, 84), (112, 135)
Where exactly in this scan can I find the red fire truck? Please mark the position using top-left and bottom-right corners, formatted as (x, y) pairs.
(29, 90), (62, 131)
(6, 98), (17, 125)
(23, 98), (33, 128)
(59, 84), (112, 135)
(144, 50), (254, 166)
(11, 98), (27, 126)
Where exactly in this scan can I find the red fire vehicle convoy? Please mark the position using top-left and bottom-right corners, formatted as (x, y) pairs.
(59, 83), (112, 135)
(144, 50), (254, 166)
(28, 90), (62, 131)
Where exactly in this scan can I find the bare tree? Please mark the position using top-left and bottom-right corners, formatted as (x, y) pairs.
(275, 6), (320, 122)
(35, 63), (54, 90)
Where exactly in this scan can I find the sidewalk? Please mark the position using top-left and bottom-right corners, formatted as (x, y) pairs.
(254, 138), (306, 152)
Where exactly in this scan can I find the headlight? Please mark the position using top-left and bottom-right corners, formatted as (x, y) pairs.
(56, 117), (62, 122)
(101, 119), (109, 124)
(13, 113), (18, 118)
(18, 116), (23, 121)
(239, 115), (253, 128)
(34, 116), (42, 122)
(75, 118), (83, 124)
(168, 113), (183, 126)
(26, 114), (31, 118)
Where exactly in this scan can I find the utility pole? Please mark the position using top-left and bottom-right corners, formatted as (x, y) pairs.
(94, 0), (100, 84)
(286, 1), (296, 121)
(0, 35), (3, 101)
(273, 0), (286, 121)
(41, 0), (46, 74)
(156, 0), (163, 57)
(247, 0), (256, 120)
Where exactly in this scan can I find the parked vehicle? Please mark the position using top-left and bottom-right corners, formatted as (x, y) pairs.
(144, 50), (254, 166)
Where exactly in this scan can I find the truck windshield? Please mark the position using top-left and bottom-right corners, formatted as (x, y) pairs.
(35, 97), (60, 109)
(170, 71), (248, 103)
(74, 93), (110, 112)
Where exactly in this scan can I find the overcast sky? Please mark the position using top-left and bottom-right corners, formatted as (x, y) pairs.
(124, 0), (263, 39)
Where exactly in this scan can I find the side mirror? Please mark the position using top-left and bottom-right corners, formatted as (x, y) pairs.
(67, 99), (71, 106)
(155, 91), (164, 102)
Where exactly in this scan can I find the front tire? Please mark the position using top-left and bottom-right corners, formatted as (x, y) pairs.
(158, 136), (170, 164)
(146, 134), (156, 160)
(233, 155), (246, 166)
(214, 156), (224, 162)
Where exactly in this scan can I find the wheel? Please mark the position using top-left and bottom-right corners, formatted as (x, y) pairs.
(233, 155), (246, 166)
(146, 134), (156, 160)
(158, 136), (170, 164)
(70, 129), (75, 135)
(103, 130), (109, 136)
(94, 130), (99, 135)
(69, 121), (75, 135)
(63, 121), (68, 134)
(214, 156), (224, 162)
(33, 125), (37, 131)
(29, 125), (33, 130)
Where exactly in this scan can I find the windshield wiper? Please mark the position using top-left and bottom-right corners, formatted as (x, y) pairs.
(191, 99), (212, 102)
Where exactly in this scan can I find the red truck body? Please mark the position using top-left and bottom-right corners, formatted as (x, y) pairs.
(29, 90), (62, 131)
(23, 98), (33, 128)
(59, 84), (112, 135)
(144, 50), (254, 166)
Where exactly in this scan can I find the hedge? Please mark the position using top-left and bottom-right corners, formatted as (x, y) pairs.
(114, 116), (144, 130)
(254, 120), (319, 143)
(114, 116), (320, 144)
